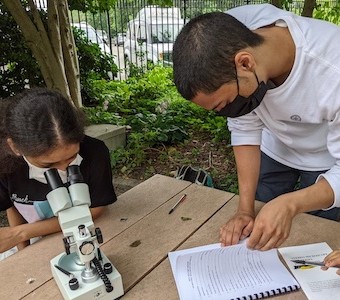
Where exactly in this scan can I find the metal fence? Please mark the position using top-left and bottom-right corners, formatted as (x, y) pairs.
(69, 0), (338, 80)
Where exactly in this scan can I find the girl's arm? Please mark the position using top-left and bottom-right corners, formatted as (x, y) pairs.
(1, 206), (105, 253)
(6, 206), (30, 250)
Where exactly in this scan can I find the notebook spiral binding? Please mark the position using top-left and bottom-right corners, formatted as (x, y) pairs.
(231, 284), (299, 300)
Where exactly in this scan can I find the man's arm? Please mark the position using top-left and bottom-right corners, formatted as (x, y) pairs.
(220, 145), (261, 246)
(248, 177), (334, 250)
(234, 145), (261, 213)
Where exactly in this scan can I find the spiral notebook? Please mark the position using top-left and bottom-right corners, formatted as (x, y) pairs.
(168, 243), (300, 300)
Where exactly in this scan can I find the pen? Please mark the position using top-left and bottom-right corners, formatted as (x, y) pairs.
(291, 259), (340, 268)
(168, 194), (187, 214)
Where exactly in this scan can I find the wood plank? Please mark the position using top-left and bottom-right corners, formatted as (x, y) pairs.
(23, 181), (235, 299)
(102, 184), (235, 293)
(2, 174), (191, 300)
(97, 174), (192, 245)
(124, 197), (340, 300)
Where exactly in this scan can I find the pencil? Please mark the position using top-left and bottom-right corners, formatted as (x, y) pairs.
(168, 194), (187, 214)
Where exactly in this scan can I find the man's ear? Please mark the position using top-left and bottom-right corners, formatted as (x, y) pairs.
(6, 138), (21, 156)
(234, 51), (256, 73)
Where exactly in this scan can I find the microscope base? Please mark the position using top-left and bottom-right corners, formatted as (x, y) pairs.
(51, 252), (124, 300)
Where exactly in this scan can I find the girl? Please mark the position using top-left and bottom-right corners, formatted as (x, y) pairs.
(0, 88), (117, 258)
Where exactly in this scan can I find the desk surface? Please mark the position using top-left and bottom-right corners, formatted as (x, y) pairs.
(1, 174), (340, 300)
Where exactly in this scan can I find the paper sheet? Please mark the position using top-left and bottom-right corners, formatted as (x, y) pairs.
(279, 242), (340, 300)
(169, 243), (299, 300)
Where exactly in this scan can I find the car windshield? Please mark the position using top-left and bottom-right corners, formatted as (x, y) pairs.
(73, 24), (103, 44)
(86, 29), (103, 43)
(150, 24), (183, 43)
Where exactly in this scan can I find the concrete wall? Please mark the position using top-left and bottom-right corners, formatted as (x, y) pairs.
(85, 124), (126, 151)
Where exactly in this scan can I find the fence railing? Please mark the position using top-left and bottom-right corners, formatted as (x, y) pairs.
(68, 0), (338, 80)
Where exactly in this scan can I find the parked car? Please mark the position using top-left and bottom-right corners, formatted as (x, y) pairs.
(96, 29), (108, 44)
(124, 6), (184, 67)
(71, 22), (111, 55)
(72, 22), (117, 79)
(113, 33), (126, 46)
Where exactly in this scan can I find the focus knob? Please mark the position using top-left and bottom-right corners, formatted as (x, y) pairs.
(69, 277), (79, 290)
(95, 227), (103, 244)
(104, 262), (113, 274)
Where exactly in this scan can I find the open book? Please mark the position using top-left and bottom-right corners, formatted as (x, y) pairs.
(168, 243), (299, 300)
(279, 242), (340, 300)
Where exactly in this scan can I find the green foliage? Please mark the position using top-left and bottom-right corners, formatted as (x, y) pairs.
(0, 4), (118, 100)
(73, 28), (118, 105)
(110, 136), (147, 171)
(83, 65), (230, 174)
(217, 172), (239, 194)
(146, 0), (174, 6)
(69, 0), (117, 13)
(0, 3), (45, 98)
(314, 1), (340, 25)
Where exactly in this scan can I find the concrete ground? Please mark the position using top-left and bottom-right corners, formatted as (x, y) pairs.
(113, 176), (143, 196)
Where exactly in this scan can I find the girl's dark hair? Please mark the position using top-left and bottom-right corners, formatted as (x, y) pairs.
(173, 12), (264, 100)
(0, 88), (86, 173)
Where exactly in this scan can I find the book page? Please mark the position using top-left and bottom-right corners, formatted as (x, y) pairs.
(169, 243), (299, 300)
(279, 242), (340, 300)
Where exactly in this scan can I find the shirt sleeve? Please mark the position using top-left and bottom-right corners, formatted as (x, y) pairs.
(0, 176), (13, 211)
(317, 111), (340, 210)
(80, 136), (117, 208)
(227, 111), (265, 146)
(317, 168), (340, 210)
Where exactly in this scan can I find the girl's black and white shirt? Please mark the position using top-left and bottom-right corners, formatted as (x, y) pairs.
(0, 135), (117, 223)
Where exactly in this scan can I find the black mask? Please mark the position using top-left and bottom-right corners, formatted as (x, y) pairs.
(217, 72), (268, 118)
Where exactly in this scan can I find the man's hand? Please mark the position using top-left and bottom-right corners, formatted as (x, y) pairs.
(220, 211), (255, 246)
(0, 226), (24, 253)
(247, 198), (295, 251)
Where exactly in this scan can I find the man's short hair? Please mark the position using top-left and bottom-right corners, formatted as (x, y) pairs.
(173, 11), (264, 100)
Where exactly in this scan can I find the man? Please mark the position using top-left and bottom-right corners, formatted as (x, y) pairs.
(173, 4), (340, 251)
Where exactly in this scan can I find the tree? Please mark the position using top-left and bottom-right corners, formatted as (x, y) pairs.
(271, 0), (317, 17)
(1, 0), (171, 107)
(1, 0), (83, 106)
(301, 0), (317, 17)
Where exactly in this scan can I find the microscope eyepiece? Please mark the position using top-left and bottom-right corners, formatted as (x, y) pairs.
(44, 168), (63, 190)
(67, 165), (84, 184)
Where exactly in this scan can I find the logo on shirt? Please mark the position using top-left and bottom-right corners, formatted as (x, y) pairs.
(11, 193), (32, 204)
(290, 115), (301, 122)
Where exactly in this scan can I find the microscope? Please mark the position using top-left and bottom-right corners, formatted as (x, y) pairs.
(44, 166), (124, 300)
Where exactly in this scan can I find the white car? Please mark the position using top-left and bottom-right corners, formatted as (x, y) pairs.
(72, 22), (111, 55)
(96, 29), (108, 44)
(124, 6), (184, 67)
(72, 22), (117, 79)
(114, 33), (126, 46)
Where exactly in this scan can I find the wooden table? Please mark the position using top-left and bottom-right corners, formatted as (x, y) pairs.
(1, 174), (340, 300)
